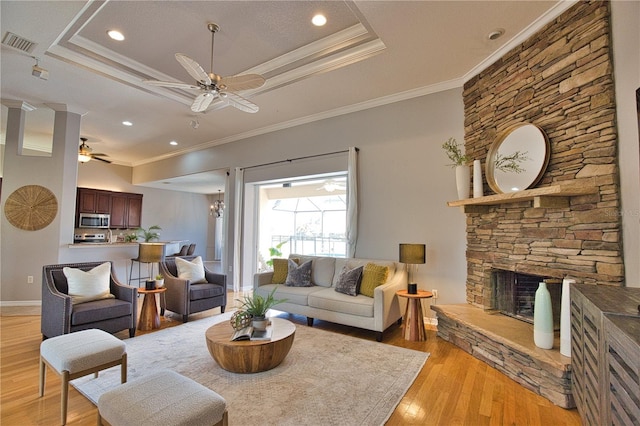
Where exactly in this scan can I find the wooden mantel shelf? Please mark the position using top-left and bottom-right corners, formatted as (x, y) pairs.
(447, 178), (598, 213)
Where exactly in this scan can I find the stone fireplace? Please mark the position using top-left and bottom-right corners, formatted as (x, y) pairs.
(490, 270), (562, 329)
(433, 1), (625, 409)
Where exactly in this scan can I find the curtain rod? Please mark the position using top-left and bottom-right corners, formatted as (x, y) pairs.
(240, 147), (358, 171)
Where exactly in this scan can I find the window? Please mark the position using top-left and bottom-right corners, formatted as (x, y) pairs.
(257, 175), (347, 271)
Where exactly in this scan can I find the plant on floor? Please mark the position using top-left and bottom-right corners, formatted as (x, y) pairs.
(265, 239), (289, 268)
(136, 225), (162, 242)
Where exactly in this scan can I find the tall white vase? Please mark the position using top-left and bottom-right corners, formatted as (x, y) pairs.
(455, 164), (470, 200)
(473, 160), (483, 198)
(560, 278), (575, 357)
(534, 282), (554, 349)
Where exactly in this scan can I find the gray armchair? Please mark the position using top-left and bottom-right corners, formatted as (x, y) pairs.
(159, 256), (226, 322)
(41, 262), (138, 339)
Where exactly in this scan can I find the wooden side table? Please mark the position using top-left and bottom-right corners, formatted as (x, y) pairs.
(396, 289), (433, 341)
(138, 287), (166, 331)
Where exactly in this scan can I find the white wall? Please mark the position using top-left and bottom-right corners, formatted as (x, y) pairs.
(135, 88), (469, 305)
(611, 0), (640, 288)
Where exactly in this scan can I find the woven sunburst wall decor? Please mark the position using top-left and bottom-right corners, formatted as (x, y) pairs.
(4, 185), (58, 231)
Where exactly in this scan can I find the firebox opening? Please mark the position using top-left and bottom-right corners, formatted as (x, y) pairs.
(490, 270), (562, 330)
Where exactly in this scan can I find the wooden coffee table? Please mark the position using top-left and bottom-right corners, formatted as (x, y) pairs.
(205, 317), (296, 373)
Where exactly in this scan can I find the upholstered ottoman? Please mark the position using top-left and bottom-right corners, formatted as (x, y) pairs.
(97, 369), (228, 426)
(39, 329), (127, 425)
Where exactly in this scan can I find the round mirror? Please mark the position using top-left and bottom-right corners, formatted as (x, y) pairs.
(486, 123), (550, 194)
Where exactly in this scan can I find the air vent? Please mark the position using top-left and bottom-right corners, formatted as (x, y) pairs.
(2, 32), (37, 53)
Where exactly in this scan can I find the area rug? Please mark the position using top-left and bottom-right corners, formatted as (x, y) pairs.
(72, 312), (429, 425)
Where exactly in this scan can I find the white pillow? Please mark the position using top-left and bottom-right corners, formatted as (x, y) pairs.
(175, 256), (207, 283)
(63, 262), (114, 305)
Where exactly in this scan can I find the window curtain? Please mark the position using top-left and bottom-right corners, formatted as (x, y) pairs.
(233, 167), (244, 292)
(346, 147), (359, 258)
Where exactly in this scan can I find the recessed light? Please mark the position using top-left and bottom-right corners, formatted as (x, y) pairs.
(488, 29), (505, 41)
(312, 14), (327, 27)
(122, 121), (133, 126)
(107, 30), (125, 41)
(170, 141), (178, 146)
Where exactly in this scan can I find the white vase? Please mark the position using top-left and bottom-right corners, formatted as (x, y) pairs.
(560, 278), (575, 357)
(455, 164), (470, 200)
(533, 282), (554, 349)
(473, 160), (483, 198)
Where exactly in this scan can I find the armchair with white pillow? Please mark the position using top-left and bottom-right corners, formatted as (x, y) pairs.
(41, 261), (138, 339)
(159, 256), (227, 323)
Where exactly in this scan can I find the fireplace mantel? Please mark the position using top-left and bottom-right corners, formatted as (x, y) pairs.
(447, 178), (598, 213)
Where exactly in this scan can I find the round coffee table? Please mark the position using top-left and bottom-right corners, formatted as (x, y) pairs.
(205, 317), (296, 373)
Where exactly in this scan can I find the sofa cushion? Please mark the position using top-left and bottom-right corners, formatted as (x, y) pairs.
(71, 298), (132, 326)
(256, 283), (321, 306)
(63, 262), (114, 305)
(175, 256), (207, 284)
(190, 283), (224, 301)
(308, 288), (374, 317)
(359, 263), (389, 297)
(285, 259), (313, 287)
(334, 265), (363, 296)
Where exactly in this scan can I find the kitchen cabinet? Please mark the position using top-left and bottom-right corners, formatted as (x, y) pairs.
(110, 193), (143, 229)
(77, 188), (111, 214)
(76, 188), (143, 229)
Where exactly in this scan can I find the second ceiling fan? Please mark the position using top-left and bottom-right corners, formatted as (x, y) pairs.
(144, 23), (265, 113)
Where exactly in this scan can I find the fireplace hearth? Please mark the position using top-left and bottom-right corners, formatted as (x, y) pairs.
(491, 270), (562, 330)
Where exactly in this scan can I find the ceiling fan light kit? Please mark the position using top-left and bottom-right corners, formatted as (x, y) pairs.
(143, 23), (265, 114)
(78, 137), (111, 164)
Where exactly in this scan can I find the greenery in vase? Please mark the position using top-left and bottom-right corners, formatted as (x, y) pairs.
(236, 287), (287, 318)
(155, 274), (164, 281)
(124, 233), (138, 242)
(136, 225), (162, 242)
(494, 151), (530, 173)
(442, 137), (471, 167)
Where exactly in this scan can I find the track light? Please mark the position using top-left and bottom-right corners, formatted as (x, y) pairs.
(31, 57), (48, 80)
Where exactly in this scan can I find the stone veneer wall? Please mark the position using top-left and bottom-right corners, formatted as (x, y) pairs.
(462, 1), (624, 308)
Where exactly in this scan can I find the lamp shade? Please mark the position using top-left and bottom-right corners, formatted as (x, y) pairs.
(399, 244), (426, 264)
(138, 243), (165, 263)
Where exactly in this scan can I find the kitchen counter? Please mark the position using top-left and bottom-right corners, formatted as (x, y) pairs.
(68, 240), (186, 249)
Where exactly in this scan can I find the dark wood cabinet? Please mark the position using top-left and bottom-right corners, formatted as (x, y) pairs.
(76, 188), (143, 229)
(110, 193), (142, 229)
(77, 188), (111, 214)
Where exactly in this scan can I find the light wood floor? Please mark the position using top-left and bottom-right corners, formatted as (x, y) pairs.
(1, 292), (581, 425)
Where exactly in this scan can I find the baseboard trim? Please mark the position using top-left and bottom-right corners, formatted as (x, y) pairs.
(0, 301), (41, 316)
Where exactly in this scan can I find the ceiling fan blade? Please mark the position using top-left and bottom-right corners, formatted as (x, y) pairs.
(175, 53), (211, 85)
(143, 80), (200, 90)
(219, 74), (266, 91)
(220, 91), (259, 113)
(191, 92), (217, 112)
(93, 156), (112, 164)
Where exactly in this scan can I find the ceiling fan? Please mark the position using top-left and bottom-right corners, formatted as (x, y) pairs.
(143, 23), (265, 113)
(78, 138), (111, 163)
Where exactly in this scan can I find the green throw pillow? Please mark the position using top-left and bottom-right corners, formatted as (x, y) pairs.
(271, 258), (289, 284)
(359, 263), (389, 297)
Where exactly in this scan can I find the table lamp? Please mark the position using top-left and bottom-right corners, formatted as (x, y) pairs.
(138, 243), (165, 288)
(399, 243), (426, 294)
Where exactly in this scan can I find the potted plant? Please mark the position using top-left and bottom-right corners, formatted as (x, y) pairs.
(236, 287), (287, 330)
(136, 225), (162, 242)
(155, 274), (164, 288)
(442, 137), (472, 200)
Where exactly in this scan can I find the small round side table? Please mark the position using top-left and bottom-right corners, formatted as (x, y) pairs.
(138, 287), (167, 331)
(396, 289), (433, 341)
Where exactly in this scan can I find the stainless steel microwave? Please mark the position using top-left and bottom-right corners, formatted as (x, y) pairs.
(79, 213), (110, 228)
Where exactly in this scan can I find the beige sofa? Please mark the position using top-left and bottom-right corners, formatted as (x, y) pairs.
(253, 254), (407, 341)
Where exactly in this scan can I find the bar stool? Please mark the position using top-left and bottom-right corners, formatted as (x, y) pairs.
(129, 243), (165, 287)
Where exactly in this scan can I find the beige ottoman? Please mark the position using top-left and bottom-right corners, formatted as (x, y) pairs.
(98, 369), (228, 426)
(39, 329), (127, 425)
